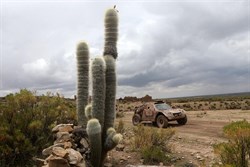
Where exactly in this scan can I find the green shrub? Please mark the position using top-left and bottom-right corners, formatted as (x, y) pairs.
(115, 119), (125, 134)
(116, 111), (124, 118)
(132, 124), (175, 165)
(214, 120), (250, 167)
(0, 89), (76, 166)
(142, 146), (171, 164)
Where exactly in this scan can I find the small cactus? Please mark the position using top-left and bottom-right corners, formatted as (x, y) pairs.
(76, 7), (121, 167)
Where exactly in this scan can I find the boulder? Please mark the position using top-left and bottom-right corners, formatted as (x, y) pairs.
(52, 147), (68, 158)
(42, 143), (64, 156)
(47, 156), (70, 167)
(55, 132), (71, 143)
(66, 148), (83, 165)
(52, 124), (73, 133)
(80, 138), (89, 148)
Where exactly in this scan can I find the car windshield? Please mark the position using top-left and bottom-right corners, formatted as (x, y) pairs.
(154, 103), (172, 110)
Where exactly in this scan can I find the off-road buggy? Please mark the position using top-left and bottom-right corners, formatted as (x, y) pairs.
(132, 101), (187, 128)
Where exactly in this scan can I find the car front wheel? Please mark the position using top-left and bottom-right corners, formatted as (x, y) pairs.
(156, 115), (168, 128)
(177, 115), (187, 125)
(132, 114), (141, 126)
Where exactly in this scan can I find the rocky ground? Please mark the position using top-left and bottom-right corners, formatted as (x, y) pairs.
(38, 109), (250, 167)
(109, 109), (250, 167)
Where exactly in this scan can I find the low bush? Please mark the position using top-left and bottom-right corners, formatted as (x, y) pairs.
(0, 89), (76, 166)
(214, 120), (250, 167)
(132, 124), (175, 165)
(116, 111), (124, 118)
(115, 119), (125, 134)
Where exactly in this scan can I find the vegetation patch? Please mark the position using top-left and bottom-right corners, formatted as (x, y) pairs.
(0, 89), (76, 166)
(132, 124), (175, 165)
(214, 120), (250, 167)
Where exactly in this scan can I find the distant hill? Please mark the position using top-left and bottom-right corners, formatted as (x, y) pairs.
(156, 92), (250, 102)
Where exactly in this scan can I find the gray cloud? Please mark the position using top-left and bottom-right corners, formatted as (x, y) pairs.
(1, 0), (249, 98)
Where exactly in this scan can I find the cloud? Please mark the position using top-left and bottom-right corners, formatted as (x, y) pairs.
(1, 1), (249, 98)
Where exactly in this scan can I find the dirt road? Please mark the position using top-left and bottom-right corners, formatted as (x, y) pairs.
(113, 109), (250, 166)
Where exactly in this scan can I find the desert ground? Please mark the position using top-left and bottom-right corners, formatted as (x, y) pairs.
(108, 107), (250, 167)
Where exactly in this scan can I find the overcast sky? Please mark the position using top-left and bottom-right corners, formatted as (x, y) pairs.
(0, 0), (249, 98)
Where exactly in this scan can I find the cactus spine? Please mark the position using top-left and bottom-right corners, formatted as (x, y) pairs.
(76, 42), (89, 128)
(76, 7), (121, 167)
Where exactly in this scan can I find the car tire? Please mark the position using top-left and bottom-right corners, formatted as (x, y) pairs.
(177, 115), (187, 125)
(156, 115), (168, 128)
(132, 114), (141, 126)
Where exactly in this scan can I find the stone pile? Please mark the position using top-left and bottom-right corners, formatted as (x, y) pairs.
(41, 124), (91, 167)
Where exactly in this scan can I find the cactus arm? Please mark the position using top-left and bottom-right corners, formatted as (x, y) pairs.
(76, 41), (89, 128)
(91, 57), (106, 128)
(103, 9), (118, 59)
(104, 130), (122, 151)
(86, 119), (102, 167)
(103, 55), (116, 140)
(85, 104), (92, 120)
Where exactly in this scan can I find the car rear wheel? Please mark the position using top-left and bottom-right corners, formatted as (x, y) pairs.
(156, 115), (168, 128)
(132, 114), (141, 126)
(177, 115), (187, 125)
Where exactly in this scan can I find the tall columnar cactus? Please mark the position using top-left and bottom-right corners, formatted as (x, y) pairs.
(76, 7), (121, 167)
(104, 8), (118, 59)
(76, 42), (89, 128)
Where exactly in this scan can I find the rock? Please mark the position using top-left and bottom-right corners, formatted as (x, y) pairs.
(64, 142), (72, 149)
(45, 155), (53, 163)
(47, 156), (70, 167)
(66, 148), (83, 165)
(32, 157), (45, 166)
(120, 156), (127, 161)
(196, 155), (204, 161)
(52, 147), (68, 158)
(55, 132), (71, 143)
(116, 144), (125, 151)
(77, 161), (87, 167)
(196, 155), (201, 159)
(42, 143), (64, 156)
(42, 124), (88, 167)
(78, 148), (87, 154)
(59, 125), (73, 133)
(52, 124), (73, 133)
(80, 138), (89, 148)
(72, 127), (87, 137)
(104, 162), (113, 167)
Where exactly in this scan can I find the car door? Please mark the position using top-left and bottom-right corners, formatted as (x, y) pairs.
(142, 104), (154, 121)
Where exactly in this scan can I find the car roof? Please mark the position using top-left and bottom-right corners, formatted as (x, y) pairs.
(154, 100), (165, 104)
